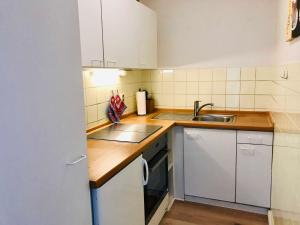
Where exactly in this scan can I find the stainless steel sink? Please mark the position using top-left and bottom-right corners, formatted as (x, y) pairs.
(192, 114), (236, 123)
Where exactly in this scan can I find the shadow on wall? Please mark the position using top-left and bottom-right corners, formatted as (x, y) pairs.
(141, 0), (279, 68)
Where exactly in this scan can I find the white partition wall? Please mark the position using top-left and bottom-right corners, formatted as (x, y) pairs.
(0, 1), (92, 225)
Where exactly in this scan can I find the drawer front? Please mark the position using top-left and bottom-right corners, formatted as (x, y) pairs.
(237, 131), (273, 145)
(236, 144), (272, 208)
(143, 134), (167, 160)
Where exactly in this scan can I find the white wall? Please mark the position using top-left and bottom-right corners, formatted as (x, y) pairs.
(141, 0), (279, 68)
(277, 0), (300, 63)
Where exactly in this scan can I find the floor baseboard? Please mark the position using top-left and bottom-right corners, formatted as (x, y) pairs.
(268, 210), (274, 225)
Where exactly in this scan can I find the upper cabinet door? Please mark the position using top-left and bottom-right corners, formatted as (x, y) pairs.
(77, 0), (157, 69)
(77, 0), (104, 67)
(137, 3), (157, 69)
(102, 0), (139, 68)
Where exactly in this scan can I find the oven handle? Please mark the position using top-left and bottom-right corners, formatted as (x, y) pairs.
(142, 158), (149, 186)
(149, 152), (168, 173)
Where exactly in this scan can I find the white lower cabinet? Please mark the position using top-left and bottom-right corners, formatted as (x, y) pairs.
(184, 128), (273, 209)
(91, 155), (145, 225)
(236, 144), (272, 208)
(184, 128), (237, 202)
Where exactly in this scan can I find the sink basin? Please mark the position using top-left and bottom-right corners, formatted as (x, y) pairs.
(192, 114), (236, 123)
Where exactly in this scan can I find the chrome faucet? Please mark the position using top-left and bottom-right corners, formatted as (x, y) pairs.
(194, 101), (214, 117)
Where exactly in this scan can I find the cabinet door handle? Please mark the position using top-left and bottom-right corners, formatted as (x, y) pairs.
(91, 60), (103, 67)
(66, 155), (87, 166)
(247, 136), (263, 144)
(142, 158), (149, 186)
(106, 60), (117, 68)
(240, 147), (255, 156)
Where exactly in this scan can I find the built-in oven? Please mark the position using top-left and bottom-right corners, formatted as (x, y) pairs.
(142, 134), (168, 224)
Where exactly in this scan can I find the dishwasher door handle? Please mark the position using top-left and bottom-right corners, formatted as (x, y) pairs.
(142, 158), (149, 186)
(66, 155), (87, 166)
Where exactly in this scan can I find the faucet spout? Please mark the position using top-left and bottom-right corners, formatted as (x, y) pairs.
(194, 101), (214, 117)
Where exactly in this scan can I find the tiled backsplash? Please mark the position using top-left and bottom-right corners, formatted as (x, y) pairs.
(141, 66), (283, 111)
(83, 69), (144, 130)
(269, 63), (300, 225)
(83, 65), (299, 129)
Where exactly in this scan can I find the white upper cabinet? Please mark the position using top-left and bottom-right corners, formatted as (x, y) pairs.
(137, 3), (157, 69)
(78, 0), (157, 69)
(77, 0), (104, 67)
(102, 0), (139, 68)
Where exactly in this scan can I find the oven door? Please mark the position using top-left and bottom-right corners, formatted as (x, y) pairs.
(143, 150), (168, 224)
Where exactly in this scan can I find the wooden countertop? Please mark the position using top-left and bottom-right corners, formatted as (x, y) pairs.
(87, 109), (274, 188)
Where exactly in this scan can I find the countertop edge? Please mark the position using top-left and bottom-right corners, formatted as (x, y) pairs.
(89, 123), (175, 189)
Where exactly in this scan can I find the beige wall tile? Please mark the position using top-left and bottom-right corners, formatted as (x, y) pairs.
(284, 80), (300, 94)
(162, 94), (174, 108)
(198, 95), (212, 104)
(97, 103), (107, 120)
(227, 68), (241, 80)
(256, 66), (277, 81)
(96, 89), (106, 104)
(241, 68), (256, 80)
(162, 70), (174, 81)
(213, 68), (227, 81)
(272, 81), (286, 95)
(141, 70), (151, 82)
(286, 94), (300, 112)
(162, 82), (174, 94)
(84, 71), (97, 88)
(153, 94), (164, 107)
(198, 82), (212, 94)
(152, 82), (162, 94)
(255, 81), (273, 94)
(83, 69), (142, 128)
(83, 88), (87, 106)
(174, 95), (186, 108)
(82, 70), (89, 88)
(199, 69), (213, 81)
(287, 63), (300, 81)
(85, 108), (88, 125)
(131, 70), (142, 83)
(212, 95), (226, 108)
(87, 120), (103, 130)
(87, 105), (98, 123)
(174, 82), (186, 94)
(186, 95), (199, 107)
(174, 70), (187, 81)
(186, 69), (199, 81)
(226, 81), (241, 94)
(186, 82), (198, 94)
(226, 95), (240, 108)
(213, 81), (226, 94)
(240, 81), (255, 94)
(255, 95), (273, 109)
(151, 70), (162, 81)
(86, 88), (97, 106)
(240, 95), (255, 109)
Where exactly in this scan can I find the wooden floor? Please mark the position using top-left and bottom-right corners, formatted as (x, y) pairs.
(159, 201), (268, 225)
